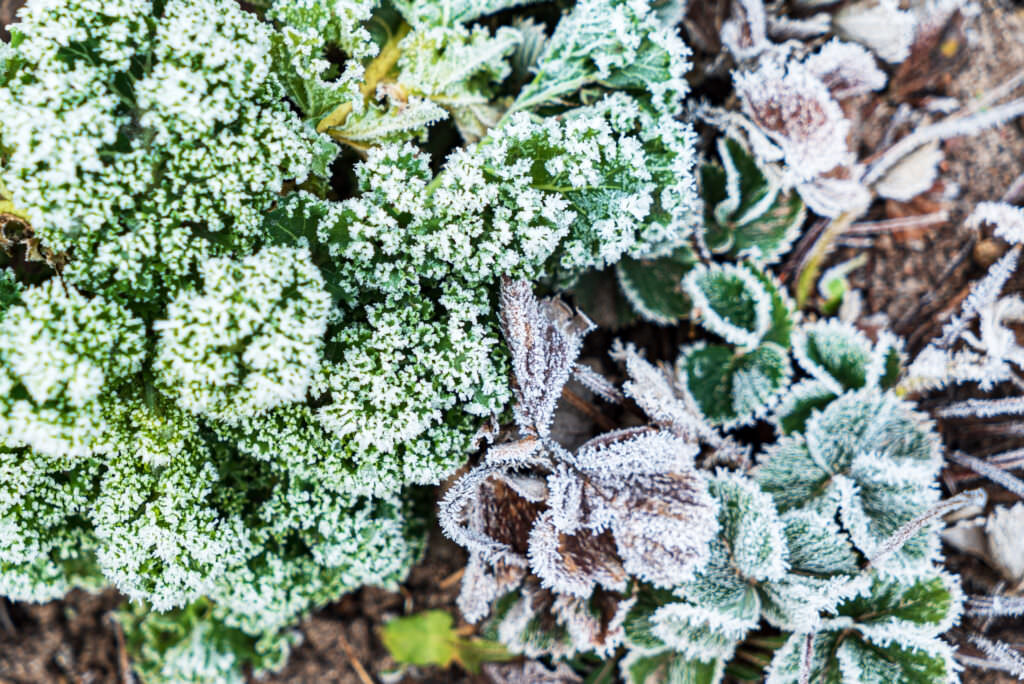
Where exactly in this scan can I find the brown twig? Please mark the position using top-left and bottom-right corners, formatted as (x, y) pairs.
(338, 631), (376, 684)
(560, 386), (617, 432)
(439, 567), (465, 590)
(106, 612), (134, 684)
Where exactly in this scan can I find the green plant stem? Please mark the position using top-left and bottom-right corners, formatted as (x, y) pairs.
(795, 211), (856, 309)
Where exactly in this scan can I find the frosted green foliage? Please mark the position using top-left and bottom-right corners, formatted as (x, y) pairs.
(621, 477), (867, 684)
(119, 599), (296, 684)
(629, 473), (789, 662)
(0, 447), (103, 602)
(154, 246), (331, 422)
(91, 437), (251, 612)
(0, 0), (328, 300)
(614, 137), (802, 326)
(271, 0), (523, 145)
(758, 389), (944, 579)
(0, 280), (145, 457)
(206, 492), (423, 638)
(393, 0), (542, 25)
(776, 322), (902, 434)
(792, 321), (902, 395)
(267, 0), (379, 121)
(622, 472), (861, 673)
(700, 138), (806, 265)
(684, 263), (774, 347)
(765, 573), (962, 684)
(677, 265), (795, 426)
(621, 649), (724, 684)
(485, 586), (635, 659)
(314, 291), (508, 471)
(616, 246), (699, 325)
(510, 0), (692, 115)
(0, 269), (20, 315)
(285, 94), (697, 287)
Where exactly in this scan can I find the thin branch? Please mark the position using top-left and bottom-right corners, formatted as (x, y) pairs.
(798, 633), (815, 684)
(950, 451), (1024, 499)
(966, 594), (1024, 617)
(866, 489), (987, 569)
(845, 211), (950, 236)
(969, 635), (1024, 678)
(338, 630), (376, 684)
(106, 612), (135, 684)
(864, 98), (1024, 186)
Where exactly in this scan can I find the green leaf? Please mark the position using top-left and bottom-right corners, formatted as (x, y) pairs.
(382, 610), (513, 673)
(678, 342), (791, 426)
(773, 380), (837, 436)
(616, 245), (698, 324)
(743, 264), (794, 348)
(766, 574), (961, 684)
(381, 610), (459, 668)
(701, 139), (805, 265)
(621, 650), (725, 684)
(793, 320), (874, 393)
(756, 436), (833, 513)
(837, 639), (952, 684)
(683, 263), (773, 347)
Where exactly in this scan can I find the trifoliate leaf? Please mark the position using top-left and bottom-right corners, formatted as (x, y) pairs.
(616, 245), (698, 324)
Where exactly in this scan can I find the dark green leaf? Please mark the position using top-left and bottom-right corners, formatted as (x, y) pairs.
(616, 246), (698, 324)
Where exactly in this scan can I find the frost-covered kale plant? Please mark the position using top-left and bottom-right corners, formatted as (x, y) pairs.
(443, 276), (969, 683)
(0, 0), (700, 680)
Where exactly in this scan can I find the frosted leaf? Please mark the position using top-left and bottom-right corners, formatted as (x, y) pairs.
(874, 142), (943, 202)
(683, 263), (773, 347)
(678, 341), (792, 428)
(484, 438), (544, 469)
(572, 428), (699, 477)
(796, 175), (872, 218)
(528, 511), (628, 598)
(620, 648), (725, 684)
(572, 362), (624, 404)
(772, 378), (838, 436)
(985, 503), (1024, 583)
(970, 636), (1024, 679)
(733, 54), (851, 185)
(553, 592), (634, 657)
(766, 573), (962, 684)
(968, 201), (1024, 245)
(483, 660), (582, 684)
(792, 320), (875, 395)
(439, 467), (539, 564)
(458, 553), (528, 624)
(834, 0), (917, 63)
(804, 40), (887, 99)
(720, 0), (769, 60)
(613, 342), (714, 441)
(598, 469), (718, 588)
(499, 278), (595, 436)
(651, 596), (759, 660)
